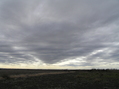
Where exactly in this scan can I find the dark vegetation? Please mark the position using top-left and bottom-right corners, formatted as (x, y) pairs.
(0, 69), (66, 76)
(0, 69), (119, 89)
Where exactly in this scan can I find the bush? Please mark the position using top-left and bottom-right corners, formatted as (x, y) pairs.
(1, 74), (11, 79)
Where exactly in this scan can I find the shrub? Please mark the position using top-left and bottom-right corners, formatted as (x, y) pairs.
(1, 74), (11, 79)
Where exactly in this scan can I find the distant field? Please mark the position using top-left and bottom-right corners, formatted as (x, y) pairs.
(0, 69), (73, 79)
(0, 69), (119, 89)
(0, 69), (70, 76)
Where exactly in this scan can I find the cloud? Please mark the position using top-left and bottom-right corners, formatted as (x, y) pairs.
(0, 0), (119, 68)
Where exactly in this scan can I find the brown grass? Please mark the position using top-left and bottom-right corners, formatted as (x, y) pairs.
(0, 71), (74, 79)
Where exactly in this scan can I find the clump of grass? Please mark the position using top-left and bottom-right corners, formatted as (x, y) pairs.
(1, 74), (11, 79)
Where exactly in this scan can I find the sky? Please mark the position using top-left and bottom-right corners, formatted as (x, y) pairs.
(0, 0), (119, 69)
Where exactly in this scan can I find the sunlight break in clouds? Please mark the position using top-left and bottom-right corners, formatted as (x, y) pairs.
(0, 0), (119, 69)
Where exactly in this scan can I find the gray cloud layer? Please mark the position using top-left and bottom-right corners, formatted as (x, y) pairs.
(0, 0), (119, 67)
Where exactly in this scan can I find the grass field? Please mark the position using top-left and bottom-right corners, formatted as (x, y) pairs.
(0, 69), (119, 89)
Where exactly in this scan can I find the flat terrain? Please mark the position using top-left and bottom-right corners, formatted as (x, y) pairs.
(0, 69), (119, 89)
(0, 69), (73, 79)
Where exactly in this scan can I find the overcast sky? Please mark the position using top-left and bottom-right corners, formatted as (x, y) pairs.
(0, 0), (119, 69)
